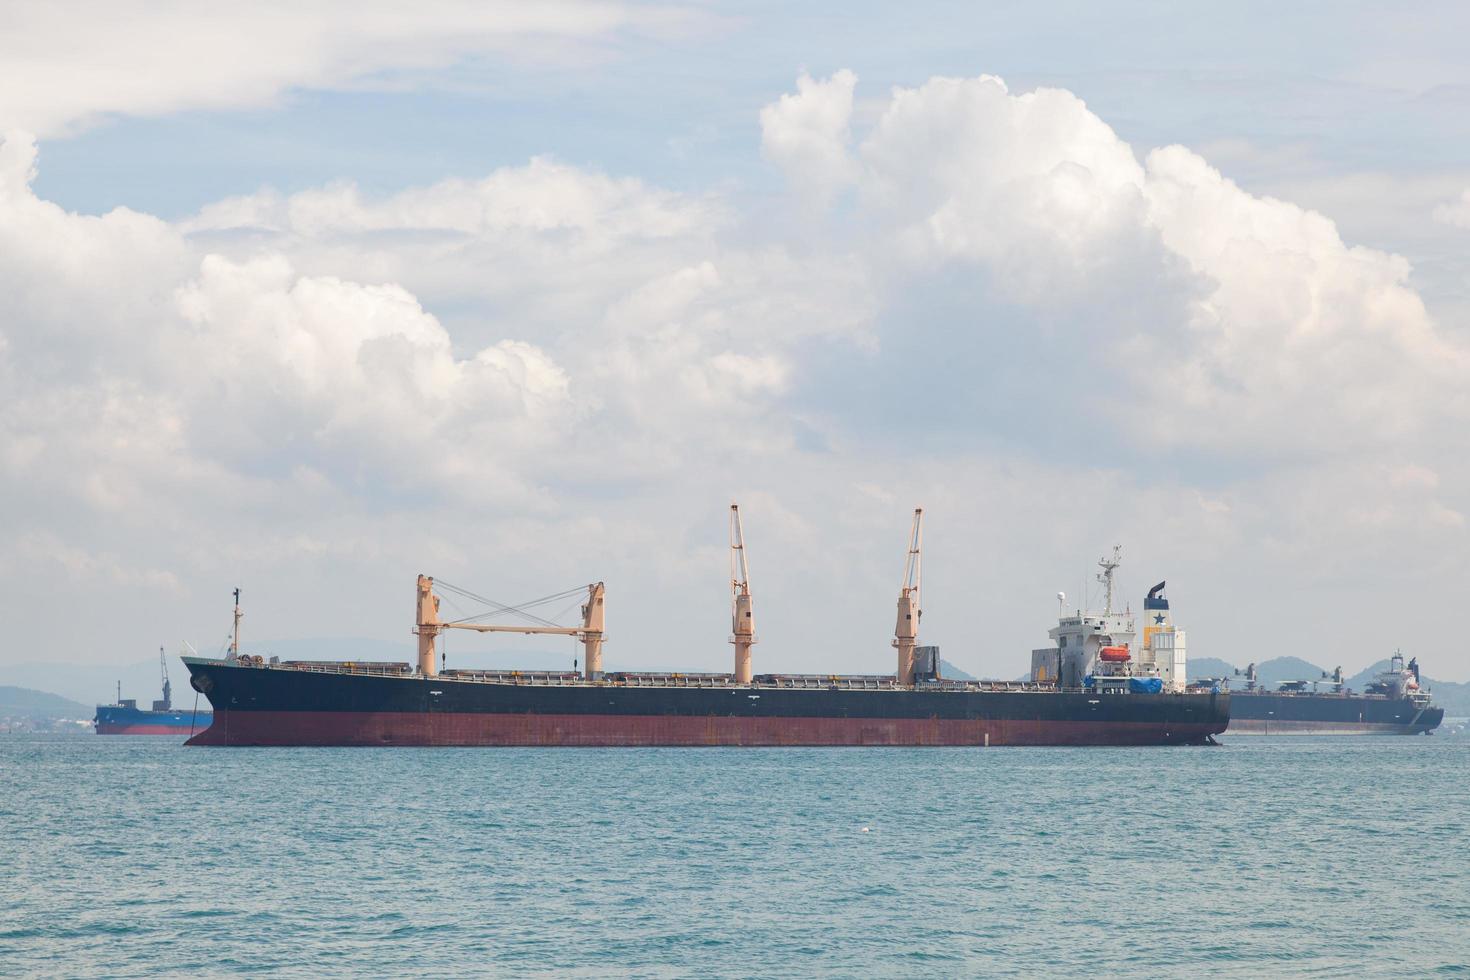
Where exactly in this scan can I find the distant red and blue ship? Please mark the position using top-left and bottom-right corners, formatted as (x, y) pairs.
(93, 648), (211, 735)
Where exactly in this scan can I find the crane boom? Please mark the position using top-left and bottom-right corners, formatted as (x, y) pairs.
(893, 508), (923, 686)
(730, 503), (756, 684)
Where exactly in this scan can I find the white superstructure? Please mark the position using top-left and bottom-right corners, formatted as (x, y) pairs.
(1365, 651), (1431, 706)
(1029, 547), (1187, 691)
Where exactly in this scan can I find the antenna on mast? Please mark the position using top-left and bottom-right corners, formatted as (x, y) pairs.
(1097, 546), (1122, 614)
(894, 508), (923, 686)
(730, 504), (756, 684)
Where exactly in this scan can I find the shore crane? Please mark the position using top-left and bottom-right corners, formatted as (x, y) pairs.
(730, 503), (756, 683)
(893, 508), (923, 686)
(158, 645), (172, 710)
(414, 575), (606, 681)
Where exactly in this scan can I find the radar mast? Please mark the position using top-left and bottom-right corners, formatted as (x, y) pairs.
(1097, 546), (1122, 614)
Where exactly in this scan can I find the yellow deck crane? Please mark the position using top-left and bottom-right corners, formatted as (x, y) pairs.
(893, 508), (923, 686)
(730, 503), (756, 684)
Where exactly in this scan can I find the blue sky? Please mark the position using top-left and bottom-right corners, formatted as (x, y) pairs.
(32, 4), (1470, 208)
(4, 1), (1470, 686)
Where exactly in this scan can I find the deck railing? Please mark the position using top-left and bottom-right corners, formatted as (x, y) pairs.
(222, 658), (1089, 693)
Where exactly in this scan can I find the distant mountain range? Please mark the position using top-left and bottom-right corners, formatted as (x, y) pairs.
(10, 644), (1458, 721)
(0, 686), (92, 722)
(5, 657), (185, 708)
(1189, 656), (1470, 717)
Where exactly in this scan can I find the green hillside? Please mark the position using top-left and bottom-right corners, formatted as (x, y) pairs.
(0, 686), (93, 721)
(1187, 657), (1235, 680)
(940, 659), (977, 680)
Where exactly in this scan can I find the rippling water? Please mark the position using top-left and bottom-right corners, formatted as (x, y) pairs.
(3, 734), (1466, 977)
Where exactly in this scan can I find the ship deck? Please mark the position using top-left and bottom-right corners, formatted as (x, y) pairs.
(230, 658), (1118, 695)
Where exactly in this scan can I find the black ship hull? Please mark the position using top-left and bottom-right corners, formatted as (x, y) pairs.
(183, 658), (1230, 747)
(1227, 692), (1441, 735)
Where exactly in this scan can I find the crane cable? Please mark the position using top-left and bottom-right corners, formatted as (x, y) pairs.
(437, 583), (579, 628)
(435, 580), (589, 630)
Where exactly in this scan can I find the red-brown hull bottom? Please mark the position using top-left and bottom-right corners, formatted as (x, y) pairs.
(187, 710), (1221, 747)
(95, 725), (201, 735)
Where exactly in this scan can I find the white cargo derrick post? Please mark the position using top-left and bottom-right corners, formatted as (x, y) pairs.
(229, 587), (242, 661)
(415, 576), (606, 681)
(730, 503), (756, 684)
(894, 508), (923, 687)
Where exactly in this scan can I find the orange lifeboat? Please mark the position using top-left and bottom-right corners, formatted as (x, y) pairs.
(1099, 645), (1131, 663)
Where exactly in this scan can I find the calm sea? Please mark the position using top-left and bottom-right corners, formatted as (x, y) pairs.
(2, 734), (1466, 978)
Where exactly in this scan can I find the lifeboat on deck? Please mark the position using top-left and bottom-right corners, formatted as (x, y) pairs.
(1099, 645), (1131, 663)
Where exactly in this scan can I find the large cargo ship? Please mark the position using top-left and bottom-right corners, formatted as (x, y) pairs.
(94, 648), (212, 735)
(183, 511), (1229, 747)
(1214, 654), (1442, 735)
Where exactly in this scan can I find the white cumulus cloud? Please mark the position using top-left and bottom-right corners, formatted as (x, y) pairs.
(759, 70), (859, 202)
(758, 73), (1468, 462)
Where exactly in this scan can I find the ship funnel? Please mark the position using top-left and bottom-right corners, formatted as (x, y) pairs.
(1143, 580), (1171, 639)
(1140, 580), (1186, 692)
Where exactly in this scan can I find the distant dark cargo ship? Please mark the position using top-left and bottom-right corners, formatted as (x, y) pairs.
(1196, 653), (1441, 735)
(183, 512), (1229, 748)
(94, 647), (212, 735)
